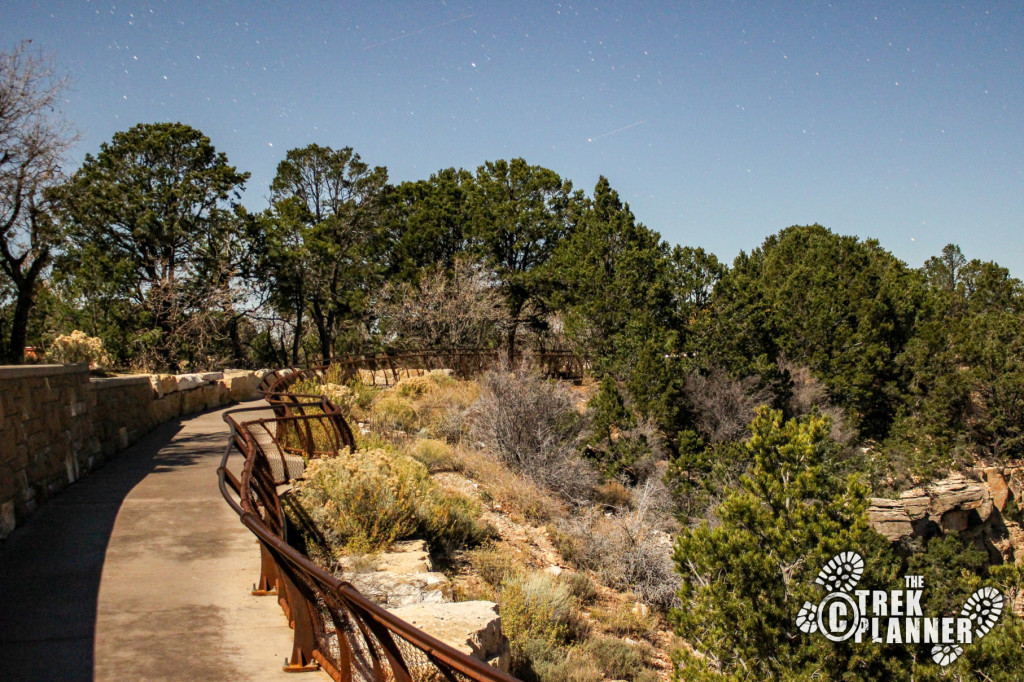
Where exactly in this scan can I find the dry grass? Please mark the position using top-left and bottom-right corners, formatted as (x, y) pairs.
(407, 438), (457, 472)
(467, 546), (527, 587)
(590, 601), (659, 639)
(499, 571), (589, 673)
(366, 371), (480, 440)
(447, 445), (563, 523)
(549, 483), (680, 612)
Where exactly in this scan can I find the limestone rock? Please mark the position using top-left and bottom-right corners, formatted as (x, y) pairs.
(375, 540), (435, 573)
(868, 498), (913, 541)
(1008, 521), (1024, 563)
(870, 475), (998, 540)
(225, 370), (262, 402)
(345, 570), (451, 608)
(341, 540), (448, 607)
(150, 374), (178, 398)
(182, 387), (207, 414)
(926, 474), (992, 525)
(900, 488), (929, 520)
(984, 467), (1010, 512)
(388, 601), (510, 673)
(1007, 468), (1024, 506)
(175, 373), (207, 392)
(339, 540), (434, 574)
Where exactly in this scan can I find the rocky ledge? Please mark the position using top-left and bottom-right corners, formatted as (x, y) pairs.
(868, 467), (1024, 564)
(340, 540), (511, 672)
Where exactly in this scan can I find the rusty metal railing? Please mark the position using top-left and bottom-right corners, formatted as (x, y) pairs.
(219, 350), (583, 680)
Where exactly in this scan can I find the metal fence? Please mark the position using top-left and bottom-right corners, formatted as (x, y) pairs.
(218, 350), (582, 680)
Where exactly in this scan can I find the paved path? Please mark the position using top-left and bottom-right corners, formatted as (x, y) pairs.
(0, 401), (329, 681)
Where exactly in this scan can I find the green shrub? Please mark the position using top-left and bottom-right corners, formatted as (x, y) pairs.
(290, 449), (424, 554)
(419, 489), (493, 557)
(347, 378), (378, 411)
(370, 393), (419, 432)
(501, 572), (588, 673)
(518, 641), (603, 682)
(558, 572), (598, 605)
(288, 447), (489, 557)
(395, 374), (434, 398)
(407, 438), (456, 472)
(469, 546), (525, 587)
(581, 637), (646, 680)
(513, 638), (657, 682)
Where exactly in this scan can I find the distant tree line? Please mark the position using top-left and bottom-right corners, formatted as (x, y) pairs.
(4, 43), (1024, 481)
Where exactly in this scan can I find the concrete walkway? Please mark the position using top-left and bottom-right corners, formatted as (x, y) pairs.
(0, 401), (330, 681)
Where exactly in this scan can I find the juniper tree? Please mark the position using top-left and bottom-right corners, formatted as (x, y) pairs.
(672, 407), (903, 679)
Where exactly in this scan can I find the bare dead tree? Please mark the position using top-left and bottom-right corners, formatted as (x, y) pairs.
(373, 256), (511, 350)
(684, 368), (774, 443)
(0, 42), (76, 363)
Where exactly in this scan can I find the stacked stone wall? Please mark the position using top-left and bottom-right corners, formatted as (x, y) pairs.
(0, 364), (268, 539)
(0, 364), (94, 537)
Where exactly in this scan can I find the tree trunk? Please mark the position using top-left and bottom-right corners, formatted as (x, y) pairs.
(292, 304), (303, 365)
(504, 297), (527, 362)
(227, 314), (245, 367)
(505, 324), (518, 365)
(311, 300), (331, 363)
(7, 287), (34, 365)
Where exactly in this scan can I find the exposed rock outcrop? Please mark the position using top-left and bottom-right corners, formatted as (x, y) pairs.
(867, 498), (913, 541)
(340, 540), (511, 672)
(389, 601), (511, 671)
(340, 540), (451, 608)
(868, 469), (1024, 564)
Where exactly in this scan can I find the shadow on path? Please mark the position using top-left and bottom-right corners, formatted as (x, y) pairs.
(0, 418), (206, 681)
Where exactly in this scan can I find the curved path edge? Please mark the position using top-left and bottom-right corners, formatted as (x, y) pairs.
(0, 400), (329, 681)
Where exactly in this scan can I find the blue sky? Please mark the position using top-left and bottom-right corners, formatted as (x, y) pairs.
(4, 1), (1023, 275)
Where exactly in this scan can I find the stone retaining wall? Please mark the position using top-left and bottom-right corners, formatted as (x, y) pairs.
(0, 364), (268, 540)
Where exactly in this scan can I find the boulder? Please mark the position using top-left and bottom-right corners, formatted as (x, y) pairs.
(388, 601), (510, 673)
(868, 498), (914, 541)
(927, 474), (993, 526)
(984, 467), (1010, 512)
